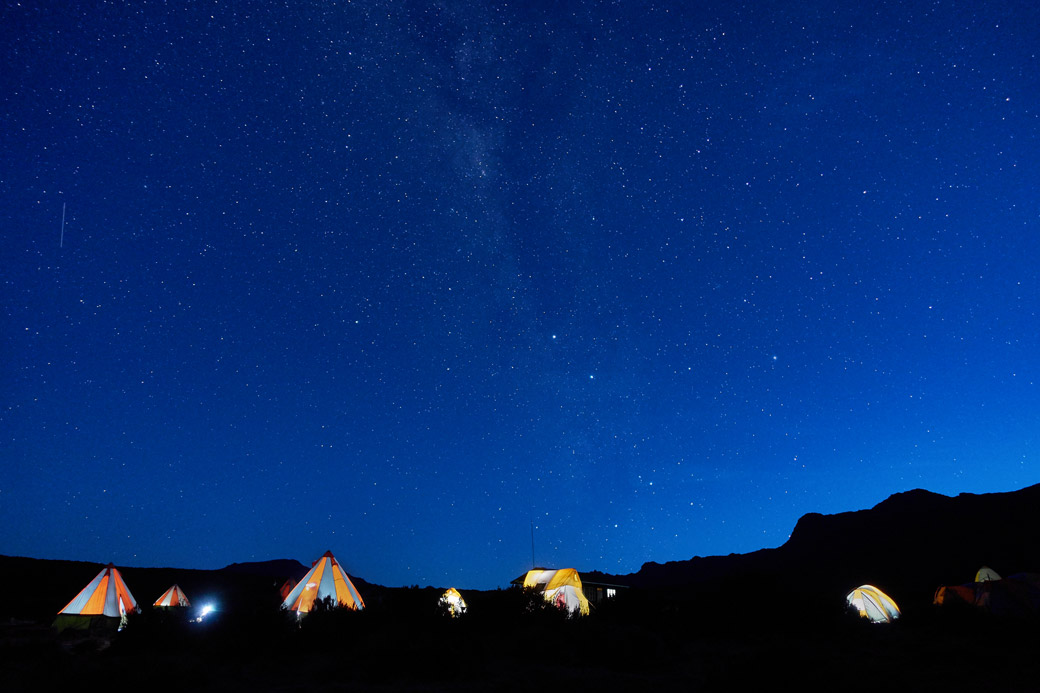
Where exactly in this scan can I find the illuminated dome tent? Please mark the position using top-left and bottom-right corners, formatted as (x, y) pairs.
(439, 587), (468, 617)
(517, 568), (591, 615)
(281, 551), (365, 614)
(55, 563), (139, 631)
(154, 584), (191, 607)
(846, 584), (901, 623)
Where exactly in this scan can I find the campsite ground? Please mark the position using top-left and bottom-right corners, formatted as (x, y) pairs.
(7, 486), (1040, 690)
(3, 554), (1040, 691)
(4, 591), (1040, 691)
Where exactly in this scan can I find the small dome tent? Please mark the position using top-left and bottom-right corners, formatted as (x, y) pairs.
(154, 584), (190, 607)
(281, 551), (365, 614)
(934, 572), (1040, 615)
(518, 568), (590, 615)
(975, 566), (1002, 583)
(439, 587), (467, 617)
(846, 584), (900, 623)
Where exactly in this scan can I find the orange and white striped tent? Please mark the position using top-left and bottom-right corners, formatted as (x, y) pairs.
(58, 563), (139, 619)
(281, 551), (365, 613)
(154, 584), (191, 607)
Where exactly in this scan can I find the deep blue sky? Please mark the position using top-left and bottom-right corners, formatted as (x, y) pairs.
(3, 1), (1038, 589)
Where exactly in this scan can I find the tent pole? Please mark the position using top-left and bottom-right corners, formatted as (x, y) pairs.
(530, 520), (536, 568)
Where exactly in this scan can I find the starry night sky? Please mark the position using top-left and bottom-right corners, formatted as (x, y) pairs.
(3, 1), (1038, 589)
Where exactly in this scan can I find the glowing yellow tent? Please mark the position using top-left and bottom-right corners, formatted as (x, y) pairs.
(521, 568), (590, 615)
(439, 587), (467, 617)
(846, 584), (900, 623)
(55, 563), (139, 631)
(154, 584), (190, 607)
(281, 551), (365, 613)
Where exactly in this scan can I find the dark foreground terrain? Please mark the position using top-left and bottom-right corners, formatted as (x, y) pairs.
(5, 483), (1040, 691)
(3, 576), (1040, 691)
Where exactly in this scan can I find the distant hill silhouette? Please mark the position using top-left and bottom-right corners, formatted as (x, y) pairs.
(5, 485), (1040, 691)
(584, 483), (1040, 612)
(220, 558), (309, 579)
(0, 552), (387, 622)
(0, 556), (309, 621)
(4, 483), (1040, 623)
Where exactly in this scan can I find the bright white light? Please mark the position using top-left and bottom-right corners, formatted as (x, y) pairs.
(195, 604), (215, 622)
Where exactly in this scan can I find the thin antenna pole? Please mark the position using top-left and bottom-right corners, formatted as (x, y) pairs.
(530, 520), (535, 568)
(60, 202), (66, 248)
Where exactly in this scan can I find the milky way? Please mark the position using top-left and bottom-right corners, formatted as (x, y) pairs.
(2, 1), (1038, 588)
